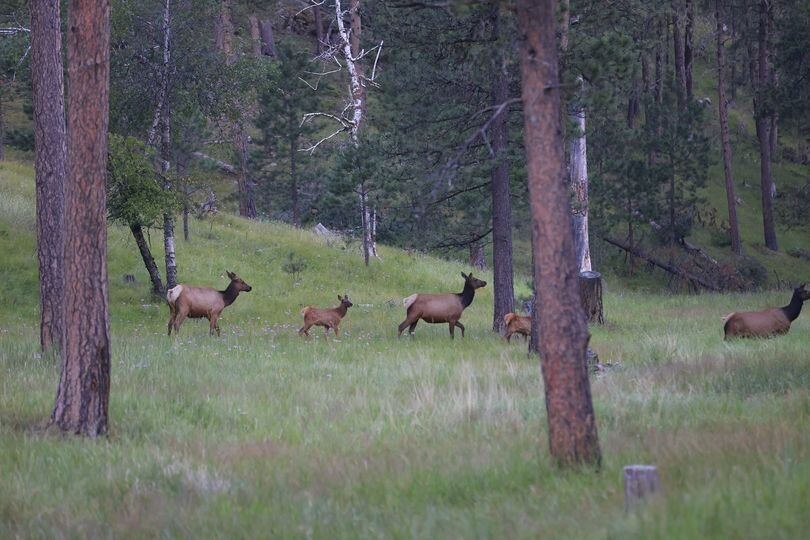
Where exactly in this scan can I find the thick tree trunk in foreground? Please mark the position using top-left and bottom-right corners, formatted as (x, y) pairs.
(237, 124), (257, 219)
(30, 0), (67, 353)
(716, 0), (742, 256)
(50, 0), (111, 437)
(130, 223), (164, 297)
(517, 0), (600, 468)
(672, 8), (687, 109)
(685, 0), (694, 100)
(489, 0), (514, 334)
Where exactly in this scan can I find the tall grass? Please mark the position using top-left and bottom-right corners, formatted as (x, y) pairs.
(2, 161), (810, 538)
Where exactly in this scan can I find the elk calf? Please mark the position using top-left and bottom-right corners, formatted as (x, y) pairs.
(167, 271), (252, 336)
(398, 272), (487, 338)
(723, 284), (810, 339)
(299, 295), (353, 338)
(503, 312), (531, 342)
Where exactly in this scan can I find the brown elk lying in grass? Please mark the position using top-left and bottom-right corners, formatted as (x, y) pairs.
(167, 271), (252, 336)
(299, 294), (353, 338)
(503, 312), (531, 342)
(723, 284), (810, 339)
(397, 272), (487, 338)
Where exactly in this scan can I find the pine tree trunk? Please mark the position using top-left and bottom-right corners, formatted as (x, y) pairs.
(248, 13), (262, 57)
(469, 242), (486, 270)
(755, 0), (778, 251)
(163, 213), (177, 288)
(183, 203), (189, 241)
(716, 0), (742, 256)
(237, 124), (257, 219)
(30, 0), (67, 353)
(130, 224), (164, 297)
(50, 0), (111, 437)
(259, 19), (276, 57)
(489, 0), (514, 334)
(313, 5), (325, 55)
(672, 7), (687, 109)
(684, 0), (694, 100)
(518, 0), (601, 469)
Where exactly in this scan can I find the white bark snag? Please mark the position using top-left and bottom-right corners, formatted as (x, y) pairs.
(569, 108), (591, 273)
(623, 465), (661, 512)
(336, 0), (376, 262)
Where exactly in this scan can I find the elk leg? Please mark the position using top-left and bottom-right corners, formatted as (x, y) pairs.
(333, 325), (340, 338)
(408, 320), (418, 335)
(505, 331), (512, 342)
(173, 309), (188, 335)
(398, 317), (415, 338)
(298, 324), (311, 337)
(448, 322), (455, 338)
(455, 321), (465, 337)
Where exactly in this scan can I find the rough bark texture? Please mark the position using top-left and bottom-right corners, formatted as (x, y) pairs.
(50, 0), (111, 437)
(754, 0), (778, 251)
(489, 0), (514, 334)
(518, 0), (601, 468)
(716, 0), (742, 256)
(290, 137), (300, 226)
(578, 271), (604, 325)
(30, 0), (67, 353)
(469, 242), (486, 271)
(163, 213), (177, 288)
(130, 223), (164, 296)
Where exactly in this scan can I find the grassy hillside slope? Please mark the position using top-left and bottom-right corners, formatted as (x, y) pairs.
(2, 161), (810, 538)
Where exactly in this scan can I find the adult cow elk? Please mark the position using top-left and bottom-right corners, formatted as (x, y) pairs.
(398, 272), (487, 338)
(167, 271), (252, 336)
(723, 284), (810, 339)
(299, 294), (353, 338)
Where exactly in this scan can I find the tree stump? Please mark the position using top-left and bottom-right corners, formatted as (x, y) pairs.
(579, 271), (605, 324)
(623, 465), (661, 512)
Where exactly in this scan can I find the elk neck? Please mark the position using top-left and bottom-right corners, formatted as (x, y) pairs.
(221, 282), (241, 307)
(781, 290), (805, 322)
(457, 281), (476, 308)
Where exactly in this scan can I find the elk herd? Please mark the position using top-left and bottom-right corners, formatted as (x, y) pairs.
(165, 270), (809, 342)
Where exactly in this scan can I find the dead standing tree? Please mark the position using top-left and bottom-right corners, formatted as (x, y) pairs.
(299, 0), (383, 265)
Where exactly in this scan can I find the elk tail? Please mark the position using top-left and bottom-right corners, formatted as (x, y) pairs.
(403, 294), (418, 310)
(503, 312), (516, 324)
(300, 306), (312, 317)
(166, 285), (183, 306)
(721, 312), (736, 324)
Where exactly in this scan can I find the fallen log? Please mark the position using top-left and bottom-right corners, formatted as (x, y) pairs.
(601, 237), (721, 292)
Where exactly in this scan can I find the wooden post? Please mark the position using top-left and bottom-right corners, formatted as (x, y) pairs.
(579, 271), (605, 324)
(623, 465), (661, 511)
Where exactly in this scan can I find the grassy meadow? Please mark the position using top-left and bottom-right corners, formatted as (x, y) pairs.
(2, 160), (810, 538)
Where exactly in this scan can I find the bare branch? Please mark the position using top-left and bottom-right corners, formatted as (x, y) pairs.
(0, 26), (30, 36)
(299, 126), (349, 154)
(295, 0), (327, 18)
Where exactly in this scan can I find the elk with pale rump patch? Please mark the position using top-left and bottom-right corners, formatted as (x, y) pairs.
(299, 294), (353, 338)
(503, 312), (531, 342)
(723, 284), (810, 339)
(397, 272), (487, 338)
(167, 271), (252, 336)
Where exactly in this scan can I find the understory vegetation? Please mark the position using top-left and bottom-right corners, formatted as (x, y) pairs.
(2, 163), (809, 538)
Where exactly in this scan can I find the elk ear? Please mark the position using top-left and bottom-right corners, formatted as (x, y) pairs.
(338, 295), (343, 302)
(461, 272), (468, 279)
(227, 271), (235, 279)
